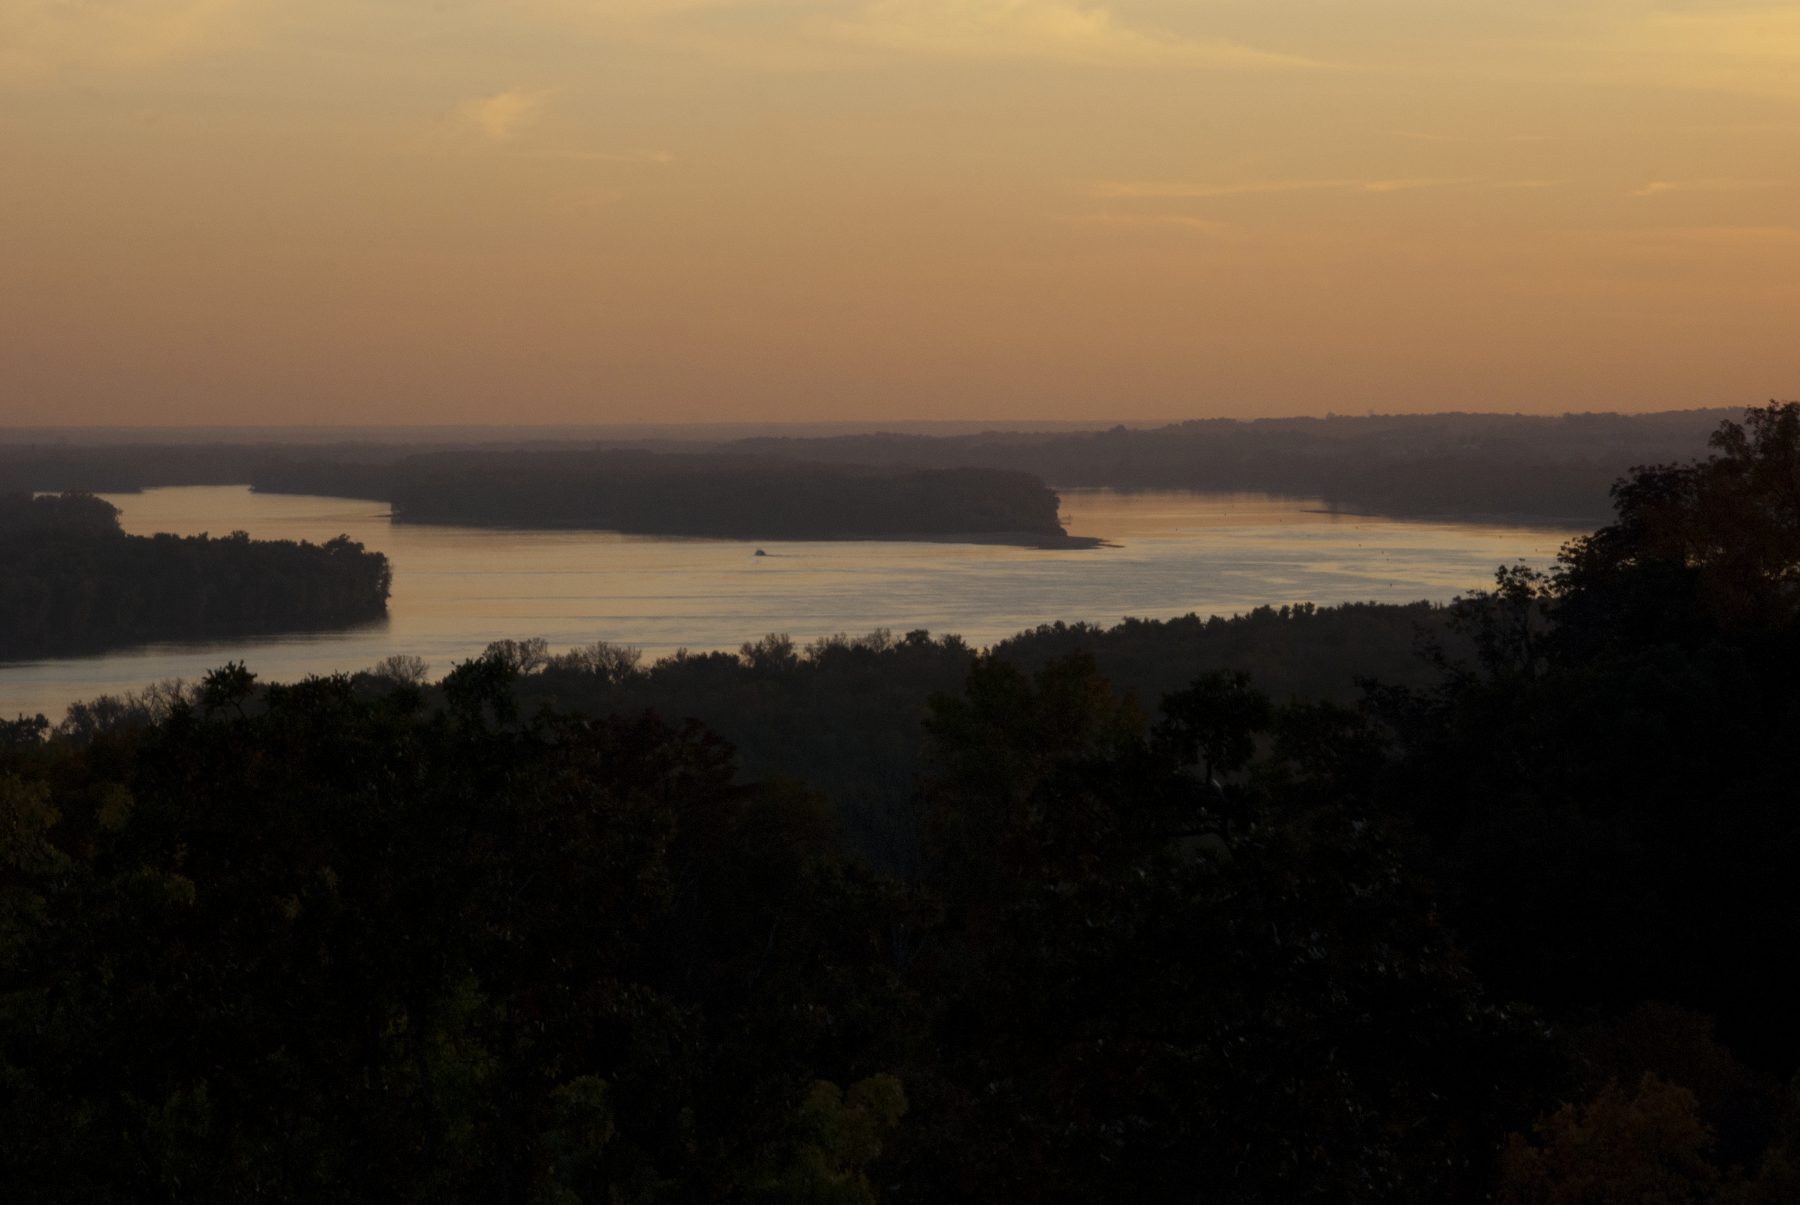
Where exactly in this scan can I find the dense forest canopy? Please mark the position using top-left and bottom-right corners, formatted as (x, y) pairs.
(485, 602), (1460, 871)
(0, 408), (1739, 524)
(3, 403), (1799, 1201)
(43, 601), (1460, 871)
(0, 492), (391, 659)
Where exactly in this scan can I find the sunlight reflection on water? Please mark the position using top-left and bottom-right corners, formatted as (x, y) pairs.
(0, 486), (1582, 720)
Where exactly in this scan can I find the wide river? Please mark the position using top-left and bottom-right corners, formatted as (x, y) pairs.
(1, 486), (1583, 721)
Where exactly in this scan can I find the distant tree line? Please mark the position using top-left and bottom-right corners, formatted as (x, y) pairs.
(0, 443), (387, 495)
(3, 403), (1798, 1200)
(253, 451), (1077, 544)
(0, 408), (1740, 525)
(0, 492), (391, 659)
(720, 408), (1737, 522)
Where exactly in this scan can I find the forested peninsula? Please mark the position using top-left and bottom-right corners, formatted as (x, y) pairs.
(4, 404), (1799, 1201)
(251, 451), (1085, 545)
(0, 492), (391, 659)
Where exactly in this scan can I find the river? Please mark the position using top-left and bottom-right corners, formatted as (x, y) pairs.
(0, 486), (1582, 720)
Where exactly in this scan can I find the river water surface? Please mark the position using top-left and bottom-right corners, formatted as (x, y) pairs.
(0, 486), (1582, 720)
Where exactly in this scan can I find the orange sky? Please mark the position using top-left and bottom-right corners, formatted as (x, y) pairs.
(3, 0), (1798, 425)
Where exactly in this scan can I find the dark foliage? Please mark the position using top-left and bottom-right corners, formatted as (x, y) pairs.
(503, 603), (1457, 873)
(722, 409), (1731, 521)
(0, 654), (1544, 1203)
(250, 450), (1076, 544)
(0, 492), (391, 659)
(1380, 405), (1800, 1073)
(0, 667), (912, 1202)
(5, 404), (1800, 1201)
(1, 408), (1734, 528)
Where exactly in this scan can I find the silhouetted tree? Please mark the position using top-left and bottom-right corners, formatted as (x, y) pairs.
(0, 492), (390, 658)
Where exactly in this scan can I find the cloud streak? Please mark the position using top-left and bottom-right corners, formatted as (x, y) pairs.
(523, 148), (677, 165)
(1630, 178), (1781, 198)
(1064, 212), (1244, 237)
(1089, 177), (1474, 200)
(0, 0), (257, 82)
(456, 89), (553, 141)
(1391, 130), (1547, 144)
(829, 0), (1317, 67)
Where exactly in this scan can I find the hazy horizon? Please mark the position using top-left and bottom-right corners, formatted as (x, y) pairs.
(0, 404), (1755, 445)
(0, 417), (1152, 443)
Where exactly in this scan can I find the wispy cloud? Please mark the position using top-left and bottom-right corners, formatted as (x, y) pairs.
(1089, 177), (1472, 200)
(523, 148), (677, 165)
(1391, 130), (1547, 144)
(521, 0), (763, 19)
(829, 0), (1318, 67)
(1360, 177), (1469, 194)
(1575, 6), (1800, 102)
(0, 0), (257, 82)
(456, 89), (553, 141)
(1064, 212), (1244, 238)
(1630, 178), (1780, 198)
(511, 0), (1317, 70)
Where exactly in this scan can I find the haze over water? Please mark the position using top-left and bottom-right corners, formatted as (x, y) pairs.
(0, 486), (1580, 721)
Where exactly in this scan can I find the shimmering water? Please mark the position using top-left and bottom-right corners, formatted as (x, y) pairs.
(0, 486), (1582, 720)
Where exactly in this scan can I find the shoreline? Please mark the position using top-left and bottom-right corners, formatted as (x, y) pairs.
(386, 512), (1105, 550)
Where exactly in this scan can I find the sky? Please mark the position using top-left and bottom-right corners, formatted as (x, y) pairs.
(3, 0), (1799, 426)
